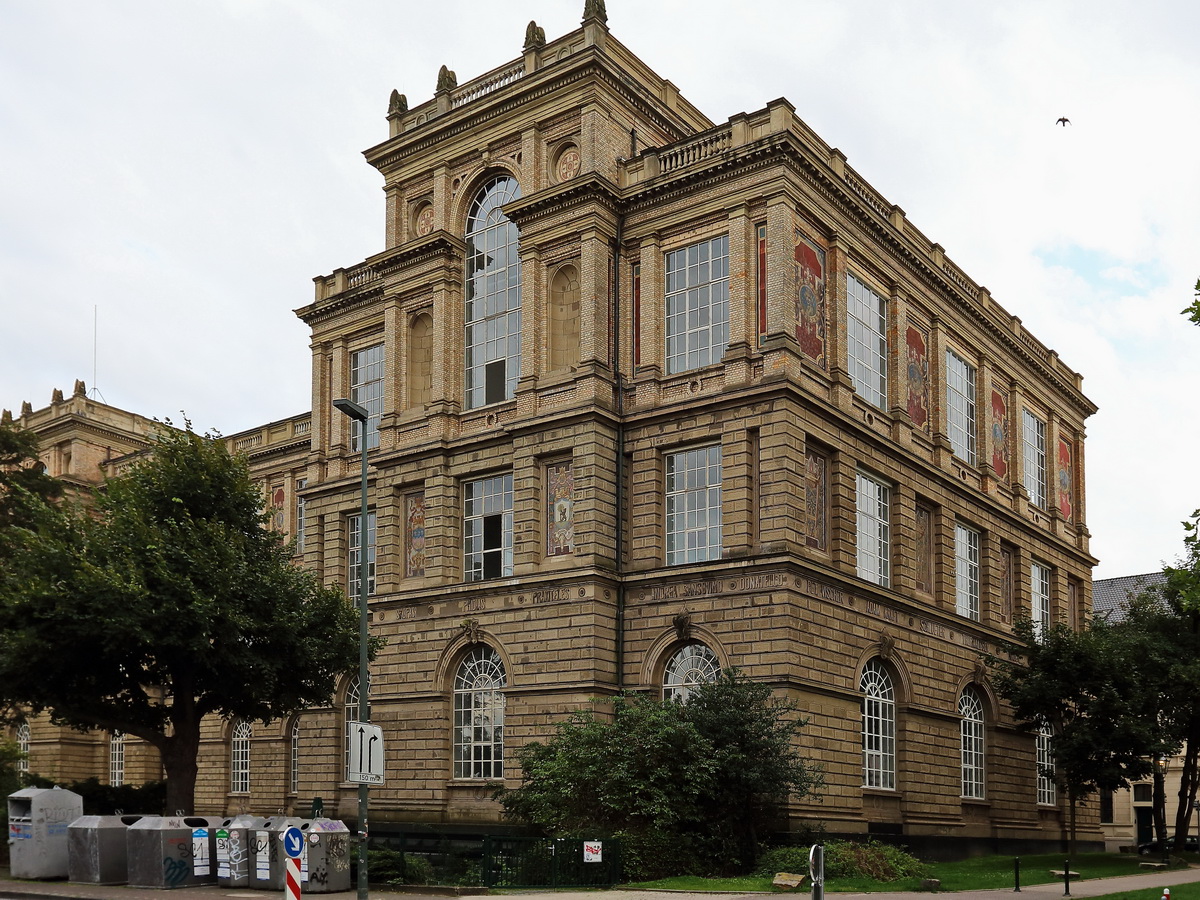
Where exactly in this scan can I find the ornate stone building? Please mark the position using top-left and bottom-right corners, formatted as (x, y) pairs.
(7, 2), (1098, 854)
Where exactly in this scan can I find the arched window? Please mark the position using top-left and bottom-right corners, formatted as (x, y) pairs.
(453, 646), (506, 779)
(16, 721), (29, 775)
(464, 176), (522, 409)
(344, 678), (361, 781)
(861, 659), (895, 790)
(1036, 722), (1056, 805)
(109, 731), (125, 787)
(289, 719), (301, 795)
(663, 643), (720, 702)
(959, 687), (985, 799)
(230, 719), (251, 793)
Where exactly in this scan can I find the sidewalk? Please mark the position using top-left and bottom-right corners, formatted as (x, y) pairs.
(3, 866), (1199, 900)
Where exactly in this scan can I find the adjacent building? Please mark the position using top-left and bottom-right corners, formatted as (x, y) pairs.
(5, 2), (1098, 854)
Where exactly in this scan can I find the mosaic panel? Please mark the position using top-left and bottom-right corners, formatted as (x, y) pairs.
(1058, 438), (1074, 523)
(405, 492), (426, 577)
(804, 448), (828, 551)
(990, 390), (1010, 480)
(915, 503), (933, 593)
(794, 233), (827, 368)
(905, 324), (930, 431)
(547, 462), (575, 556)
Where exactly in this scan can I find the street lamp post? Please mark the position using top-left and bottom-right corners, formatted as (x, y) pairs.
(333, 397), (370, 900)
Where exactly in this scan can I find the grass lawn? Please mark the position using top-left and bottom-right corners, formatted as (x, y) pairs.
(624, 851), (1199, 893)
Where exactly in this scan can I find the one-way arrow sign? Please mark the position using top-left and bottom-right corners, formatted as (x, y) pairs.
(347, 721), (384, 784)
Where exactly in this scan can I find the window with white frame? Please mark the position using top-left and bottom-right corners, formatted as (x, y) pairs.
(856, 472), (891, 587)
(846, 274), (887, 409)
(453, 646), (506, 779)
(665, 234), (730, 374)
(464, 474), (514, 581)
(348, 511), (376, 599)
(465, 176), (522, 409)
(230, 719), (251, 793)
(663, 643), (721, 702)
(959, 687), (985, 799)
(109, 732), (125, 787)
(1031, 561), (1051, 638)
(16, 721), (29, 774)
(955, 522), (981, 620)
(1036, 723), (1056, 805)
(1022, 409), (1047, 508)
(665, 445), (723, 565)
(289, 719), (300, 795)
(946, 351), (977, 464)
(344, 678), (363, 780)
(295, 478), (307, 554)
(350, 344), (384, 451)
(861, 659), (896, 790)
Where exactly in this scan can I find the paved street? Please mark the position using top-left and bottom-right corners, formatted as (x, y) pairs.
(3, 864), (1200, 900)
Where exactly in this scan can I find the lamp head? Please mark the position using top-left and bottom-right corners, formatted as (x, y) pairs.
(333, 398), (369, 421)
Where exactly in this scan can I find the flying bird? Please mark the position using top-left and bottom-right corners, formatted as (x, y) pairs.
(1056, 117), (1071, 126)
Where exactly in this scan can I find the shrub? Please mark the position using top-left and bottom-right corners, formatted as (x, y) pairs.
(366, 848), (434, 885)
(755, 840), (927, 882)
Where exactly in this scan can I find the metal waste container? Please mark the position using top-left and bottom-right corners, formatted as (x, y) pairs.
(263, 818), (310, 890)
(127, 815), (222, 888)
(303, 818), (352, 893)
(215, 814), (267, 887)
(7, 786), (84, 879)
(67, 814), (142, 884)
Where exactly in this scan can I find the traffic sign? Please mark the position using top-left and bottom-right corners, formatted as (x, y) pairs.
(347, 721), (384, 784)
(282, 826), (305, 859)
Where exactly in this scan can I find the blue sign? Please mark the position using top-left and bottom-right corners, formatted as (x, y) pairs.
(283, 826), (304, 859)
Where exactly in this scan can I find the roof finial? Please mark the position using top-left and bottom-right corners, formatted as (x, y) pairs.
(73, 379), (87, 398)
(524, 20), (546, 50)
(583, 0), (608, 25)
(436, 65), (457, 92)
(388, 89), (408, 117)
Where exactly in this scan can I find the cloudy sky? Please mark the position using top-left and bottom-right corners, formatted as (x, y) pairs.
(1, 1), (1197, 580)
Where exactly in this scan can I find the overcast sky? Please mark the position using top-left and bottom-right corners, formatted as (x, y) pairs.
(2, 1), (1197, 580)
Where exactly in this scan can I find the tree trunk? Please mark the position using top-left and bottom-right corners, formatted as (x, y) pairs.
(1173, 728), (1200, 850)
(159, 717), (201, 816)
(1068, 790), (1077, 857)
(1153, 763), (1169, 845)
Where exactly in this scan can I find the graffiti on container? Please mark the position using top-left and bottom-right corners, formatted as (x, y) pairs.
(163, 856), (189, 887)
(309, 864), (329, 887)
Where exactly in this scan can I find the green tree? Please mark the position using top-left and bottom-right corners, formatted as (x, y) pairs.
(497, 670), (819, 877)
(1146, 511), (1200, 851)
(1182, 277), (1200, 326)
(0, 419), (62, 550)
(0, 425), (365, 814)
(987, 616), (1163, 853)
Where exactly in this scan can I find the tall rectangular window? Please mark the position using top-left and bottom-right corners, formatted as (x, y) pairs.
(847, 274), (887, 409)
(665, 235), (730, 374)
(348, 511), (376, 599)
(1031, 561), (1051, 638)
(1036, 724), (1056, 805)
(856, 472), (891, 587)
(464, 474), (514, 581)
(666, 445), (723, 565)
(295, 478), (307, 554)
(350, 344), (384, 451)
(1022, 409), (1047, 508)
(955, 522), (981, 620)
(946, 351), (977, 464)
(109, 732), (125, 787)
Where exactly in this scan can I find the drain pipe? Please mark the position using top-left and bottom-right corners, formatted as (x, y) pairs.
(612, 207), (626, 690)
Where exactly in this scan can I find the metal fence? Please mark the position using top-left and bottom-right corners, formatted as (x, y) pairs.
(481, 836), (622, 888)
